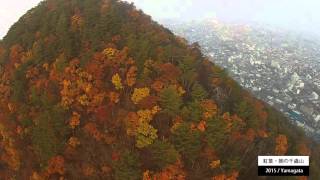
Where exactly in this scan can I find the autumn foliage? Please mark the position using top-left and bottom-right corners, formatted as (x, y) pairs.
(47, 156), (65, 175)
(0, 0), (319, 179)
(275, 134), (288, 155)
(131, 87), (150, 104)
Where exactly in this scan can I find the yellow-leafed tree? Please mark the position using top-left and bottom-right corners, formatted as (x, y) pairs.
(111, 73), (123, 90)
(131, 87), (150, 104)
(136, 122), (158, 148)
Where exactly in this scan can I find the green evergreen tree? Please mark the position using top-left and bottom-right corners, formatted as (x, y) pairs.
(191, 82), (208, 102)
(11, 62), (29, 102)
(236, 100), (258, 128)
(147, 140), (179, 170)
(31, 106), (68, 164)
(178, 55), (198, 91)
(171, 122), (202, 164)
(113, 150), (141, 180)
(181, 101), (203, 122)
(205, 117), (227, 151)
(159, 86), (182, 117)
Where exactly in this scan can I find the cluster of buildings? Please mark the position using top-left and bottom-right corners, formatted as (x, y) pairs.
(163, 19), (320, 141)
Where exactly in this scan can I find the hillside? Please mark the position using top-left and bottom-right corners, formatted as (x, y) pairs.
(0, 0), (319, 179)
(163, 20), (320, 141)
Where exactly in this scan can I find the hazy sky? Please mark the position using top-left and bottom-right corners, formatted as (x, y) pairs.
(1, 0), (320, 38)
(127, 0), (320, 35)
(0, 0), (41, 39)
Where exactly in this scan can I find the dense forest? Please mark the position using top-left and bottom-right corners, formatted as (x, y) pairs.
(0, 0), (319, 179)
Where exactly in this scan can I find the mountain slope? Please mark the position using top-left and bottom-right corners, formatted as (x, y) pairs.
(0, 0), (319, 179)
(163, 20), (320, 141)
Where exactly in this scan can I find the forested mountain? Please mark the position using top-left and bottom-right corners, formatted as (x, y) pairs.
(0, 0), (319, 179)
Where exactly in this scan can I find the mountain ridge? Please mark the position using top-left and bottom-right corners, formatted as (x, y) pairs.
(0, 0), (319, 179)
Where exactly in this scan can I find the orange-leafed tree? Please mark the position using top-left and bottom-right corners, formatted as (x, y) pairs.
(9, 44), (23, 64)
(201, 99), (218, 120)
(47, 155), (65, 176)
(137, 95), (159, 109)
(71, 11), (84, 30)
(68, 137), (80, 148)
(125, 112), (140, 136)
(275, 134), (288, 155)
(84, 122), (104, 141)
(108, 91), (120, 104)
(126, 66), (137, 87)
(298, 143), (311, 156)
(152, 160), (186, 180)
(158, 63), (182, 83)
(151, 80), (165, 93)
(210, 160), (221, 169)
(0, 120), (21, 172)
(69, 112), (81, 129)
(82, 163), (96, 177)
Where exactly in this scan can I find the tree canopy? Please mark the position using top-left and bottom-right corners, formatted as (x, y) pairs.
(0, 0), (318, 179)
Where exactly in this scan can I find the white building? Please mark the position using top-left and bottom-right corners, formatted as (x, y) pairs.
(315, 115), (320, 123)
(311, 92), (319, 100)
